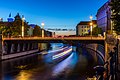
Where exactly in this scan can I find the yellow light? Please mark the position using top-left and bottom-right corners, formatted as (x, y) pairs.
(90, 16), (93, 20)
(90, 22), (93, 26)
(41, 22), (45, 26)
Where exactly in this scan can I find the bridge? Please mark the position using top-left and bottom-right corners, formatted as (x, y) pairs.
(3, 36), (105, 44)
(0, 36), (107, 60)
(0, 36), (119, 79)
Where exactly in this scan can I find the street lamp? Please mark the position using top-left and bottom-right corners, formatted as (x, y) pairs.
(22, 15), (25, 37)
(0, 18), (2, 22)
(90, 15), (93, 38)
(41, 22), (45, 38)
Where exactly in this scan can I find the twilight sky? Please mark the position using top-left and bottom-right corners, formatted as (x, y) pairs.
(0, 0), (108, 29)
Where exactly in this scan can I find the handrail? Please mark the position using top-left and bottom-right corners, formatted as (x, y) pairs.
(94, 49), (117, 80)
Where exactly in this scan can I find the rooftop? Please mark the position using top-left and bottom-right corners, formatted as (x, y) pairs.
(77, 20), (97, 25)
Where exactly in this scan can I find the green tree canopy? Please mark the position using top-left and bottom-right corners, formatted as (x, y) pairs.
(109, 0), (120, 34)
(92, 26), (103, 36)
(33, 25), (41, 36)
(12, 13), (29, 37)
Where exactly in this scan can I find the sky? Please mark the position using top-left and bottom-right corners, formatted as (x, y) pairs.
(0, 0), (108, 29)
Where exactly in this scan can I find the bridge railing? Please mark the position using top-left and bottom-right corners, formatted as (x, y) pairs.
(2, 36), (105, 40)
(94, 43), (118, 80)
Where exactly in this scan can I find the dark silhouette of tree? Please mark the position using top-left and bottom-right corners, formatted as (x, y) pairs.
(92, 26), (103, 36)
(33, 25), (41, 36)
(13, 13), (22, 36)
(12, 13), (29, 37)
(24, 22), (30, 36)
(109, 0), (120, 34)
(0, 22), (13, 37)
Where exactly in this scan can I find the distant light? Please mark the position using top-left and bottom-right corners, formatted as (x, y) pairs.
(90, 22), (93, 26)
(90, 16), (93, 20)
(22, 17), (25, 20)
(41, 22), (45, 26)
(22, 15), (25, 20)
(0, 18), (3, 21)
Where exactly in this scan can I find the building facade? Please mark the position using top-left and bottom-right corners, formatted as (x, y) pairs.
(96, 1), (111, 33)
(76, 20), (97, 36)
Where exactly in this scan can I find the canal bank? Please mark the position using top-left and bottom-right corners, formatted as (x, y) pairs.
(0, 42), (50, 61)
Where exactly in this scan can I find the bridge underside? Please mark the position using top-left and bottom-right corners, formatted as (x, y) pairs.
(2, 40), (38, 55)
(1, 39), (105, 60)
(4, 39), (105, 46)
(4, 39), (105, 45)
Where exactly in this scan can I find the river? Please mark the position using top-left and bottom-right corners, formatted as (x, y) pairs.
(0, 43), (104, 80)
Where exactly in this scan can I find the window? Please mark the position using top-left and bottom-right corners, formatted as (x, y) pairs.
(82, 29), (83, 32)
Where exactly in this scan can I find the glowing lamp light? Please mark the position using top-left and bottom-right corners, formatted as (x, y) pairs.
(90, 16), (93, 20)
(22, 16), (25, 37)
(22, 17), (25, 20)
(90, 22), (93, 26)
(41, 22), (45, 26)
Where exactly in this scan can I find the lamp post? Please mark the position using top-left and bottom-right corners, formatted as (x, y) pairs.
(22, 15), (25, 37)
(90, 15), (93, 39)
(0, 18), (2, 22)
(41, 22), (45, 38)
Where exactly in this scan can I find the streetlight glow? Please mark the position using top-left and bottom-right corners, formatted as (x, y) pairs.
(41, 22), (45, 26)
(90, 15), (93, 20)
(22, 15), (25, 37)
(41, 22), (45, 38)
(90, 22), (93, 26)
(89, 15), (93, 39)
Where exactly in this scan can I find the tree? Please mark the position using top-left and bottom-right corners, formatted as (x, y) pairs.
(12, 13), (22, 36)
(33, 25), (41, 36)
(0, 13), (30, 37)
(0, 22), (13, 37)
(12, 13), (29, 37)
(109, 0), (120, 34)
(92, 26), (103, 36)
(24, 22), (30, 36)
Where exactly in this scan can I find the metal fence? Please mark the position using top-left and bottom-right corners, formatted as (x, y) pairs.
(94, 39), (119, 80)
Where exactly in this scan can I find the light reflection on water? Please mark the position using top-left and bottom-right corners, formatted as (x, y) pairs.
(15, 71), (32, 80)
(52, 52), (78, 76)
(0, 43), (104, 80)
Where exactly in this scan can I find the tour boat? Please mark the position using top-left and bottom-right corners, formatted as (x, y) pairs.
(52, 46), (72, 62)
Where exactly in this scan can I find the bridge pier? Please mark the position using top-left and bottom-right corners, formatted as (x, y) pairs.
(17, 44), (20, 52)
(7, 42), (11, 54)
(2, 42), (7, 55)
(31, 43), (34, 50)
(10, 44), (15, 53)
(27, 43), (30, 51)
(24, 43), (28, 51)
(20, 43), (23, 52)
(29, 43), (32, 50)
(1, 41), (39, 60)
(23, 43), (25, 51)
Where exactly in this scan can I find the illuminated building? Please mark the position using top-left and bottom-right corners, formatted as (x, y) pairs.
(96, 1), (111, 32)
(76, 20), (97, 36)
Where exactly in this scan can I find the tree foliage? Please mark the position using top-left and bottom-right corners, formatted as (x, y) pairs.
(0, 13), (43, 37)
(12, 13), (29, 37)
(0, 13), (30, 37)
(33, 25), (41, 36)
(92, 26), (103, 36)
(12, 18), (22, 36)
(109, 0), (120, 34)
